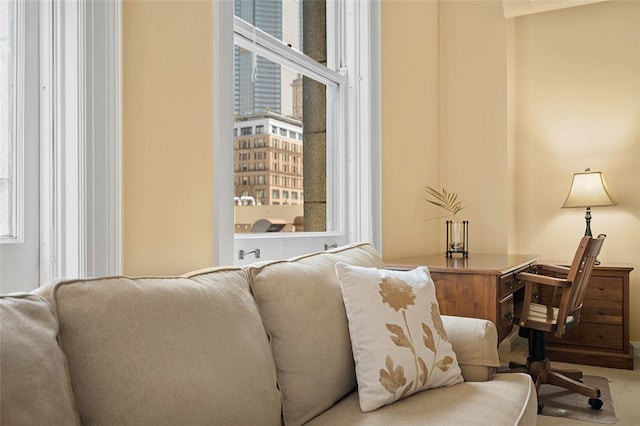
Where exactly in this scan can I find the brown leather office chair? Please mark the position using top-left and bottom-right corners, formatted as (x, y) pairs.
(509, 234), (606, 413)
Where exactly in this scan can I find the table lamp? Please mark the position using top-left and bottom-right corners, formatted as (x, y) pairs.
(562, 168), (616, 237)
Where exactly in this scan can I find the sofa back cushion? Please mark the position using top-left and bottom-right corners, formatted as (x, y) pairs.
(0, 294), (80, 425)
(247, 243), (385, 426)
(50, 268), (281, 426)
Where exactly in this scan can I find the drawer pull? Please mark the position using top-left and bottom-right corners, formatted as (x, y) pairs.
(505, 280), (513, 290)
(599, 310), (605, 315)
(599, 333), (604, 339)
(599, 286), (604, 291)
(505, 312), (514, 323)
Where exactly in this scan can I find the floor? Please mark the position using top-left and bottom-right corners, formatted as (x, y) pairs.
(499, 340), (640, 425)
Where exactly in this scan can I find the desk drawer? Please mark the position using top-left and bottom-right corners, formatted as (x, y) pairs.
(499, 266), (531, 299)
(582, 300), (623, 325)
(585, 277), (623, 301)
(580, 323), (623, 350)
(499, 294), (515, 343)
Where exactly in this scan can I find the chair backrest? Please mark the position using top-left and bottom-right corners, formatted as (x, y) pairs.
(555, 234), (606, 337)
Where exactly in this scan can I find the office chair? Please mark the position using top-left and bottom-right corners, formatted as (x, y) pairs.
(509, 234), (606, 413)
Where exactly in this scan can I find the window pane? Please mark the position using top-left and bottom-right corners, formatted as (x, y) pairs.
(234, 0), (316, 56)
(234, 47), (331, 234)
(0, 0), (14, 238)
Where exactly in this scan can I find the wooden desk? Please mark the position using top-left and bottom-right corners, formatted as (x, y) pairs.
(385, 254), (538, 343)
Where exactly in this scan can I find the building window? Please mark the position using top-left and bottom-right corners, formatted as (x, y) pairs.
(271, 125), (277, 134)
(255, 124), (264, 134)
(241, 126), (252, 135)
(272, 189), (279, 198)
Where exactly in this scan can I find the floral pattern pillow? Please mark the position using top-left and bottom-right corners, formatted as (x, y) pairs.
(335, 263), (463, 412)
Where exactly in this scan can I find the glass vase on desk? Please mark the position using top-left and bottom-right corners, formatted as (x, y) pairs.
(446, 220), (468, 257)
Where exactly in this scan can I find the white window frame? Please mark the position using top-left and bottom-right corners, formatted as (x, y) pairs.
(0, 0), (25, 244)
(213, 0), (381, 265)
(39, 0), (121, 283)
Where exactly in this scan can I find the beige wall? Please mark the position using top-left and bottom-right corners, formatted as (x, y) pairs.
(381, 0), (441, 258)
(381, 0), (640, 341)
(122, 0), (214, 276)
(511, 1), (640, 340)
(121, 0), (639, 340)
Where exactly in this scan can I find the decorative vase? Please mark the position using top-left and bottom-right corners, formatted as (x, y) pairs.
(446, 220), (468, 257)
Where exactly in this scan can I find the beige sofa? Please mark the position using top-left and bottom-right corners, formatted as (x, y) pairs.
(1, 243), (537, 425)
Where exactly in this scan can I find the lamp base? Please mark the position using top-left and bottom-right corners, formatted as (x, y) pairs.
(584, 207), (592, 237)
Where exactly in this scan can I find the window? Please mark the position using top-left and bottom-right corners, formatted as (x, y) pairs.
(214, 0), (381, 265)
(272, 189), (279, 198)
(0, 0), (22, 241)
(255, 125), (264, 134)
(2, 0), (121, 289)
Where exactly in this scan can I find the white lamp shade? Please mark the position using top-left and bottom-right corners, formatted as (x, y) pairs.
(562, 171), (616, 208)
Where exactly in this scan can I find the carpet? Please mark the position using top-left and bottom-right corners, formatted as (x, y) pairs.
(538, 375), (617, 424)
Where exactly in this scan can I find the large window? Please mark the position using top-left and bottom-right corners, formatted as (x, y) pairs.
(0, 0), (22, 242)
(233, 2), (344, 236)
(1, 0), (120, 292)
(214, 0), (381, 265)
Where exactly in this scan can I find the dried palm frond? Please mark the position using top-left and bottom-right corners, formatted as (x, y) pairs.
(424, 186), (464, 215)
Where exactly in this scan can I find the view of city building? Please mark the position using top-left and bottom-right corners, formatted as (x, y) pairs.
(234, 0), (302, 118)
(234, 112), (303, 207)
(234, 1), (307, 233)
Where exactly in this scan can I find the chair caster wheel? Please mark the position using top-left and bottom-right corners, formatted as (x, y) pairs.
(588, 398), (603, 410)
(537, 403), (544, 414)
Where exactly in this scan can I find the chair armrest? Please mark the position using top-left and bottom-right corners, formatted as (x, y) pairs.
(537, 263), (570, 276)
(516, 271), (571, 288)
(442, 315), (500, 382)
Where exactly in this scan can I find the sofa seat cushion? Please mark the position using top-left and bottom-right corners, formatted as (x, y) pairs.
(0, 294), (80, 426)
(247, 243), (386, 426)
(304, 372), (537, 426)
(50, 268), (281, 426)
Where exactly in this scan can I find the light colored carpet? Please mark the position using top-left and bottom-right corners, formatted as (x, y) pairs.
(499, 338), (640, 425)
(538, 375), (615, 424)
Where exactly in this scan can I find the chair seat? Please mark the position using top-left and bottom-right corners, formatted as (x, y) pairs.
(517, 302), (575, 327)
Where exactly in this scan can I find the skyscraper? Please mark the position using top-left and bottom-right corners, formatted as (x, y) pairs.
(234, 0), (301, 117)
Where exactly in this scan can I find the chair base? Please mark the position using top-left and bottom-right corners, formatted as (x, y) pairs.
(509, 329), (602, 412)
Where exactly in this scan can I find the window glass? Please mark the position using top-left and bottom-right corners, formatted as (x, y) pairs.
(0, 0), (15, 239)
(233, 0), (339, 236)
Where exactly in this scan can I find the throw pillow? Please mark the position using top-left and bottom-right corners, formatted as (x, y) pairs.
(335, 263), (463, 412)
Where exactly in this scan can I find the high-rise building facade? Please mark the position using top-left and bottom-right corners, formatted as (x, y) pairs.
(234, 112), (303, 207)
(234, 0), (302, 117)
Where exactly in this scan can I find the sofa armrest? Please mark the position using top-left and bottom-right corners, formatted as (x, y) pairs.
(442, 315), (501, 382)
